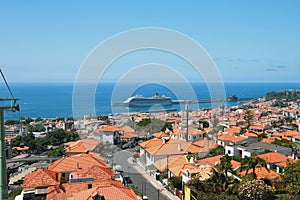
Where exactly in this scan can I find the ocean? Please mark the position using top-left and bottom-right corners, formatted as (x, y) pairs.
(0, 82), (299, 120)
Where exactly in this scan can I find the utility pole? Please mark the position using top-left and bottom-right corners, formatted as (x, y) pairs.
(0, 69), (20, 200)
(186, 104), (189, 142)
(0, 99), (19, 200)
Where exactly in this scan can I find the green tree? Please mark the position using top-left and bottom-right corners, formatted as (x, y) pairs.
(281, 160), (300, 198)
(48, 145), (66, 157)
(244, 109), (253, 129)
(168, 176), (182, 190)
(241, 157), (267, 180)
(272, 138), (298, 155)
(209, 146), (225, 157)
(5, 119), (19, 125)
(217, 154), (232, 177)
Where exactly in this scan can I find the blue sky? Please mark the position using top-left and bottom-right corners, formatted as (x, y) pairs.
(1, 0), (300, 83)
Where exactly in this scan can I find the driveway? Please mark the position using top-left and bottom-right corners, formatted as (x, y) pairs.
(113, 150), (168, 200)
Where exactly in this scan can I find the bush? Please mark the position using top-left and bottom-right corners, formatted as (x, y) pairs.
(238, 180), (275, 200)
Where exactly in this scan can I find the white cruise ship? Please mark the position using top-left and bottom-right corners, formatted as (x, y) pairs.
(123, 93), (172, 107)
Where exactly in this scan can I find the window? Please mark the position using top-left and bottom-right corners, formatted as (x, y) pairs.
(93, 194), (104, 200)
(227, 150), (231, 155)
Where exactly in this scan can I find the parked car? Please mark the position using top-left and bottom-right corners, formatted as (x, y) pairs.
(123, 175), (133, 185)
(121, 141), (136, 149)
(114, 173), (123, 183)
(114, 165), (124, 173)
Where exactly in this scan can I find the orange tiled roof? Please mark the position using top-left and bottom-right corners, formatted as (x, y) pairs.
(65, 138), (99, 153)
(151, 139), (200, 156)
(99, 125), (121, 132)
(186, 165), (214, 181)
(195, 155), (223, 167)
(260, 138), (275, 144)
(249, 124), (264, 130)
(23, 169), (59, 188)
(192, 139), (218, 152)
(73, 185), (137, 200)
(120, 125), (135, 133)
(46, 180), (124, 200)
(121, 132), (135, 139)
(48, 153), (107, 172)
(243, 132), (258, 138)
(195, 155), (241, 170)
(226, 126), (241, 135)
(70, 165), (114, 181)
(257, 152), (289, 164)
(169, 163), (197, 177)
(218, 134), (246, 143)
(154, 155), (188, 172)
(189, 128), (205, 135)
(240, 167), (281, 180)
(153, 131), (170, 139)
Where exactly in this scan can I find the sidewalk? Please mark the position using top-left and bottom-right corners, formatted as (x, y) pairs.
(127, 157), (180, 200)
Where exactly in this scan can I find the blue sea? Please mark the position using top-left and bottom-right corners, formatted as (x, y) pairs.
(0, 82), (299, 120)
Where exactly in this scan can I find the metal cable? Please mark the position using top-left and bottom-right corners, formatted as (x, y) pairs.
(0, 69), (15, 98)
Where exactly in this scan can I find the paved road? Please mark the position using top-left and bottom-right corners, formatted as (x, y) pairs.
(113, 150), (167, 200)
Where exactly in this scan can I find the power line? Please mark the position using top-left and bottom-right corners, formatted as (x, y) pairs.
(0, 69), (15, 98)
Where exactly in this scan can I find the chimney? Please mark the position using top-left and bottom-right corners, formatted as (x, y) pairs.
(178, 143), (181, 152)
(77, 162), (82, 169)
(161, 138), (165, 144)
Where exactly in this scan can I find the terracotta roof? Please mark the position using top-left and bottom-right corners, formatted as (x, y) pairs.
(218, 134), (246, 143)
(240, 167), (281, 180)
(188, 128), (205, 135)
(99, 125), (121, 132)
(273, 131), (300, 138)
(261, 138), (275, 144)
(70, 165), (114, 181)
(73, 185), (137, 200)
(186, 165), (214, 181)
(257, 152), (289, 164)
(151, 139), (200, 156)
(195, 155), (223, 167)
(153, 131), (170, 139)
(169, 163), (197, 177)
(46, 180), (124, 200)
(226, 126), (241, 135)
(139, 138), (164, 149)
(192, 139), (218, 152)
(65, 138), (100, 153)
(48, 153), (107, 172)
(249, 124), (264, 130)
(154, 155), (188, 172)
(195, 155), (241, 170)
(23, 169), (59, 188)
(243, 132), (258, 138)
(120, 125), (135, 133)
(121, 132), (135, 139)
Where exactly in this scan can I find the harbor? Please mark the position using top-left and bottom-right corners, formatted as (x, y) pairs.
(112, 96), (254, 107)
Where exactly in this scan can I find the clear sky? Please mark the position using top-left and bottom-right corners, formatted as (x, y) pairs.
(1, 0), (300, 83)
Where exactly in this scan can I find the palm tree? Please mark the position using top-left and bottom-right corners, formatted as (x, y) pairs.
(217, 154), (232, 177)
(241, 156), (268, 179)
(244, 109), (253, 129)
